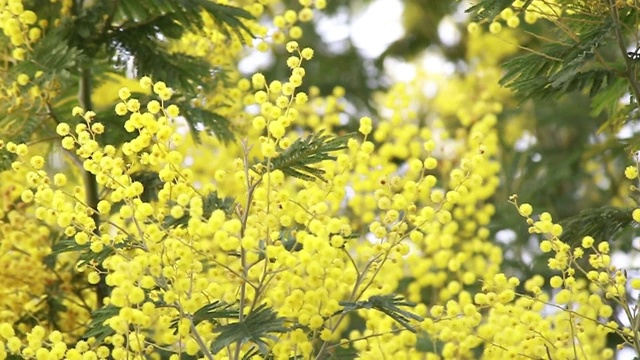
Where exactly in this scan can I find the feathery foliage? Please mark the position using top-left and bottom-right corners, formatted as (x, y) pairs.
(254, 131), (355, 182)
(210, 304), (290, 354)
(338, 295), (423, 333)
(169, 301), (239, 332)
(560, 206), (634, 245)
(499, 11), (617, 101)
(466, 0), (523, 21)
(82, 305), (119, 343)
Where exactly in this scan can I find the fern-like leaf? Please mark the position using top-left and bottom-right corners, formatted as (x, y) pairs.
(254, 131), (354, 182)
(559, 206), (633, 245)
(466, 0), (520, 21)
(498, 11), (617, 102)
(170, 301), (239, 333)
(0, 114), (43, 171)
(210, 304), (289, 354)
(180, 103), (235, 143)
(82, 305), (119, 342)
(338, 295), (423, 333)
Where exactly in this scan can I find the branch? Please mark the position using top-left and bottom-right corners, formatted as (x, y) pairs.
(609, 0), (640, 107)
(79, 64), (110, 308)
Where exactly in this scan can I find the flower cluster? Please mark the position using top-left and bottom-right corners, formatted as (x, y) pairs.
(3, 1), (640, 360)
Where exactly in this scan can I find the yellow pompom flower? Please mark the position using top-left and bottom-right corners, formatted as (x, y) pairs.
(286, 56), (300, 69)
(467, 22), (480, 34)
(61, 136), (75, 150)
(87, 125), (103, 137)
(28, 27), (41, 42)
(252, 116), (266, 130)
(582, 236), (594, 248)
(539, 240), (552, 252)
(118, 87), (131, 100)
(299, 8), (314, 22)
(56, 123), (70, 136)
(289, 26), (303, 39)
(29, 156), (44, 169)
(72, 106), (84, 117)
(115, 102), (128, 116)
(518, 203), (533, 216)
(286, 41), (299, 53)
(550, 276), (563, 288)
(295, 92), (308, 105)
(97, 200), (111, 215)
(625, 166), (638, 179)
(489, 21), (502, 34)
(252, 73), (266, 88)
(555, 289), (571, 304)
(54, 173), (67, 186)
(308, 315), (324, 330)
(153, 81), (167, 94)
(301, 47), (314, 60)
(166, 104), (180, 117)
(423, 157), (437, 170)
(88, 272), (101, 284)
(19, 11), (37, 25)
(359, 117), (372, 135)
(17, 73), (29, 86)
(126, 99), (140, 112)
(268, 120), (286, 139)
(20, 190), (34, 203)
(0, 323), (15, 339)
(139, 76), (152, 89)
(146, 100), (161, 114)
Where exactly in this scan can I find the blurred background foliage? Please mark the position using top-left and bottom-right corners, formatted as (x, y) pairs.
(255, 0), (640, 280)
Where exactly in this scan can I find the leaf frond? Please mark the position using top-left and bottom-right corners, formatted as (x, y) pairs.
(210, 304), (289, 354)
(338, 295), (423, 333)
(254, 131), (355, 183)
(559, 206), (633, 245)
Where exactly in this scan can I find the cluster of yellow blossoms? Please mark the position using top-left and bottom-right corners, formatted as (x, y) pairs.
(4, 1), (640, 360)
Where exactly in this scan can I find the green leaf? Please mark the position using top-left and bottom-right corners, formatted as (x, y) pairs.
(45, 235), (134, 268)
(559, 206), (634, 246)
(338, 295), (423, 333)
(465, 0), (520, 22)
(0, 113), (43, 171)
(110, 33), (211, 94)
(46, 238), (86, 258)
(241, 347), (262, 360)
(253, 131), (355, 183)
(193, 0), (255, 41)
(109, 0), (254, 93)
(192, 301), (239, 325)
(170, 301), (239, 333)
(590, 77), (628, 118)
(82, 305), (120, 342)
(498, 12), (616, 102)
(210, 304), (290, 354)
(12, 25), (83, 78)
(180, 104), (235, 143)
(130, 170), (164, 203)
(113, 0), (254, 41)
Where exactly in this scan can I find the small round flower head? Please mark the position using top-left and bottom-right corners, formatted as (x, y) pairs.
(286, 41), (299, 53)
